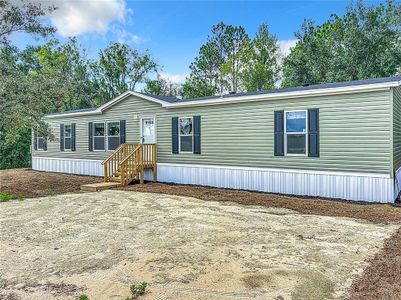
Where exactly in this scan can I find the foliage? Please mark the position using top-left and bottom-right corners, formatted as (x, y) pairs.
(142, 74), (182, 97)
(183, 22), (250, 98)
(32, 38), (100, 111)
(283, 0), (401, 86)
(0, 127), (31, 169)
(45, 187), (56, 196)
(0, 192), (23, 202)
(91, 43), (159, 102)
(78, 295), (89, 300)
(0, 0), (56, 45)
(129, 282), (148, 299)
(183, 21), (282, 98)
(239, 23), (281, 91)
(183, 42), (221, 98)
(0, 193), (16, 202)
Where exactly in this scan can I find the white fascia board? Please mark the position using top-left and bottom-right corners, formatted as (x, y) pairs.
(98, 91), (168, 110)
(44, 110), (102, 119)
(164, 81), (401, 108)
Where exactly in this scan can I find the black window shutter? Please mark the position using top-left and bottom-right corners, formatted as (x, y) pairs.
(33, 130), (37, 151)
(193, 116), (201, 154)
(88, 122), (93, 152)
(172, 117), (179, 154)
(120, 120), (126, 144)
(60, 124), (64, 151)
(274, 111), (284, 156)
(71, 123), (76, 151)
(308, 109), (320, 157)
(43, 137), (47, 151)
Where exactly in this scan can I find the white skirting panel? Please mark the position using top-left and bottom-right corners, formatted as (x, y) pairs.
(32, 157), (104, 176)
(157, 163), (396, 203)
(32, 157), (154, 180)
(395, 167), (401, 200)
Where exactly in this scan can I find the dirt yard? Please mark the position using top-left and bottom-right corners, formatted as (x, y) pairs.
(0, 190), (399, 300)
(0, 169), (401, 300)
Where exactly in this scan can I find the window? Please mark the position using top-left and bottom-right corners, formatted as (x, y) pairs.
(107, 122), (120, 150)
(93, 122), (105, 151)
(37, 136), (45, 150)
(179, 117), (193, 153)
(64, 124), (71, 150)
(285, 110), (307, 155)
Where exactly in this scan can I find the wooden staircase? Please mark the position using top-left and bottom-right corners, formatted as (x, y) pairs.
(81, 143), (157, 191)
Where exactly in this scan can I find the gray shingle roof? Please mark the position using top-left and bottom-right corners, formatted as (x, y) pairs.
(135, 92), (180, 103)
(141, 75), (401, 103)
(46, 76), (401, 117)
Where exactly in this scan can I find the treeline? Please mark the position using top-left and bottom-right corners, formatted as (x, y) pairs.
(0, 0), (400, 169)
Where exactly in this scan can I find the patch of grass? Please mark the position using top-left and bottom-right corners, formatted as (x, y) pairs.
(46, 187), (56, 196)
(291, 271), (335, 300)
(79, 295), (89, 300)
(241, 274), (271, 289)
(129, 282), (148, 299)
(0, 193), (17, 202)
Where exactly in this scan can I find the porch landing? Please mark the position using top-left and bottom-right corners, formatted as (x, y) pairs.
(80, 182), (121, 192)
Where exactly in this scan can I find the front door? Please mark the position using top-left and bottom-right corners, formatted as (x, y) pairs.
(140, 117), (156, 144)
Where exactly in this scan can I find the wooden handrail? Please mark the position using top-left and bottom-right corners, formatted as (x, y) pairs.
(102, 143), (125, 165)
(119, 144), (142, 166)
(103, 143), (157, 184)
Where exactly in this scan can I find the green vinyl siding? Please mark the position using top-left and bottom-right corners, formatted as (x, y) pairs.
(35, 97), (163, 160)
(34, 89), (392, 174)
(393, 87), (401, 172)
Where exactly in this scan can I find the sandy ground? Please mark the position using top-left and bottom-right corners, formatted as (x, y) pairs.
(0, 190), (398, 300)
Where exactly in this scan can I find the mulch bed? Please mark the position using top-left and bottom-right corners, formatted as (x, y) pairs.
(0, 168), (102, 198)
(1, 168), (400, 299)
(346, 227), (401, 299)
(120, 182), (401, 224)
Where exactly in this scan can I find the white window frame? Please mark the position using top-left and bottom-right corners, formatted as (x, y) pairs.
(284, 110), (308, 156)
(37, 136), (45, 151)
(178, 116), (193, 154)
(93, 122), (106, 152)
(64, 124), (72, 151)
(107, 121), (120, 151)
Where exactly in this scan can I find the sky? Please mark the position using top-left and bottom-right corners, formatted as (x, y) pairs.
(12, 0), (382, 86)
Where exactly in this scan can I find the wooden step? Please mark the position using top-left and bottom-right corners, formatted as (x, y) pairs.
(110, 176), (122, 182)
(80, 182), (121, 192)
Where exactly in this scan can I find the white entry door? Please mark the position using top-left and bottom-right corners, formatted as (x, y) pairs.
(140, 117), (156, 144)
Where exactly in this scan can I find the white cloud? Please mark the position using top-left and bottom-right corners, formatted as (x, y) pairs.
(49, 0), (130, 37)
(159, 72), (188, 85)
(278, 39), (297, 57)
(112, 27), (148, 45)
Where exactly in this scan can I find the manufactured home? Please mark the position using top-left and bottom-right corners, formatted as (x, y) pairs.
(32, 76), (401, 203)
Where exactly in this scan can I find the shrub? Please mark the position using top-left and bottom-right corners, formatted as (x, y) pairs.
(79, 295), (89, 300)
(0, 193), (17, 202)
(129, 282), (148, 299)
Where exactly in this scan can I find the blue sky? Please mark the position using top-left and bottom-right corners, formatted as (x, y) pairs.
(13, 0), (382, 85)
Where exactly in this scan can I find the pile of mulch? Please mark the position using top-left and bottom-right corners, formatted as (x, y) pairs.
(121, 182), (401, 224)
(0, 168), (102, 198)
(346, 227), (401, 299)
